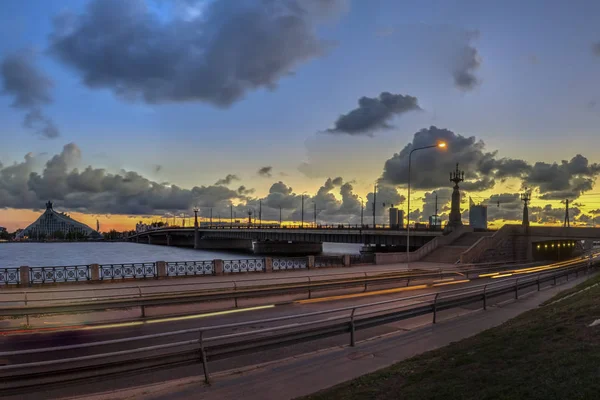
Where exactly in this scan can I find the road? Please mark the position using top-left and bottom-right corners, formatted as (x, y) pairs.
(0, 257), (590, 399)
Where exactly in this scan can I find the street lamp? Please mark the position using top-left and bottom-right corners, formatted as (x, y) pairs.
(301, 192), (307, 228)
(407, 142), (447, 265)
(359, 197), (364, 227)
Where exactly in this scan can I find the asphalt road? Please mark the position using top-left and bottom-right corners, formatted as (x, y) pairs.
(1, 257), (588, 400)
(0, 269), (572, 400)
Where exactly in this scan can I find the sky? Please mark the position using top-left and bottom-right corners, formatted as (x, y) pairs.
(2, 0), (600, 232)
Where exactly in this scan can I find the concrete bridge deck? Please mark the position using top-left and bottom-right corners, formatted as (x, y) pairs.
(128, 226), (443, 247)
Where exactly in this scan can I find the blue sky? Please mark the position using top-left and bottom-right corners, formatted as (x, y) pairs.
(2, 0), (600, 229)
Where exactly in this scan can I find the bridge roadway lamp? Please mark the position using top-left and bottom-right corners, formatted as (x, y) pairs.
(406, 141), (447, 266)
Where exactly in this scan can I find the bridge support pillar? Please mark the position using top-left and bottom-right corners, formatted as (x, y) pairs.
(194, 228), (199, 249)
(307, 255), (315, 269)
(148, 235), (153, 245)
(90, 264), (100, 281)
(136, 236), (139, 243)
(156, 261), (167, 278)
(214, 259), (224, 276)
(19, 266), (30, 286)
(166, 235), (171, 246)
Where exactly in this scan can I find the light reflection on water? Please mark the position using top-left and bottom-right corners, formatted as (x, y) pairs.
(0, 242), (362, 267)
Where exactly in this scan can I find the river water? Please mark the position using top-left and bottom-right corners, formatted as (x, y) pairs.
(0, 242), (362, 267)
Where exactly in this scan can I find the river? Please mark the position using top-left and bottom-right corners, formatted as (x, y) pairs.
(0, 242), (362, 267)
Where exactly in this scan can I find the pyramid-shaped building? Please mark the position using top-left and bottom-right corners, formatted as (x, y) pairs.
(15, 201), (102, 240)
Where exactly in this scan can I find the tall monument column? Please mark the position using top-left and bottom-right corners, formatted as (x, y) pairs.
(447, 163), (464, 231)
(521, 190), (531, 228)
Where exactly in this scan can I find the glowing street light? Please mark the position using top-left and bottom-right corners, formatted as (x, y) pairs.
(407, 142), (447, 265)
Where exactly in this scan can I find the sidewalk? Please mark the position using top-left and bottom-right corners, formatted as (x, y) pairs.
(68, 273), (592, 400)
(1, 261), (452, 297)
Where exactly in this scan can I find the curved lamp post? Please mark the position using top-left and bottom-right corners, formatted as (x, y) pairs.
(407, 142), (446, 266)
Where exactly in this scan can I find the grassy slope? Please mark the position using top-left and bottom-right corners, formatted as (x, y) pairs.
(302, 273), (600, 400)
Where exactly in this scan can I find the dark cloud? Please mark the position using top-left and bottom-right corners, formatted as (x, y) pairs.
(215, 174), (240, 186)
(258, 166), (273, 177)
(421, 188), (452, 220)
(452, 31), (481, 91)
(237, 185), (255, 196)
(381, 126), (529, 191)
(49, 0), (344, 107)
(325, 92), (421, 136)
(484, 193), (522, 222)
(531, 204), (579, 225)
(0, 50), (59, 138)
(0, 143), (242, 215)
(523, 155), (600, 200)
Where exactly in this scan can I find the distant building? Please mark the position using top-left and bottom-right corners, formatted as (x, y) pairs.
(388, 207), (405, 229)
(389, 207), (399, 228)
(429, 215), (442, 229)
(0, 226), (6, 233)
(469, 197), (488, 230)
(15, 201), (102, 240)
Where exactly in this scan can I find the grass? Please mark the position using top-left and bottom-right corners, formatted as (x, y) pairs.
(301, 273), (600, 400)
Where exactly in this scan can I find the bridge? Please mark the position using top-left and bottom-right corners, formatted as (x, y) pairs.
(127, 225), (443, 254)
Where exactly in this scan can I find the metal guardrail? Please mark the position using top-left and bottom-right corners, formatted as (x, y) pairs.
(315, 255), (344, 268)
(0, 260), (594, 391)
(0, 268), (20, 285)
(350, 254), (375, 265)
(29, 265), (90, 284)
(272, 257), (307, 270)
(100, 263), (157, 280)
(166, 261), (214, 276)
(223, 259), (265, 273)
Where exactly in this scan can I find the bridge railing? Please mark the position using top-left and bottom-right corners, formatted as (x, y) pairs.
(131, 223), (446, 234)
(166, 261), (214, 277)
(272, 257), (308, 270)
(100, 263), (157, 280)
(29, 265), (91, 284)
(350, 253), (375, 265)
(223, 259), (266, 273)
(315, 255), (344, 268)
(0, 268), (20, 285)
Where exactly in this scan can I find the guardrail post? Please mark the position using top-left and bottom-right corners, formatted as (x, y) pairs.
(90, 264), (100, 281)
(156, 261), (167, 278)
(264, 257), (273, 273)
(214, 259), (224, 276)
(307, 255), (315, 269)
(350, 308), (356, 347)
(343, 254), (351, 267)
(433, 293), (440, 324)
(24, 292), (30, 326)
(233, 281), (238, 308)
(363, 272), (368, 292)
(199, 332), (211, 384)
(481, 284), (487, 310)
(19, 266), (30, 287)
